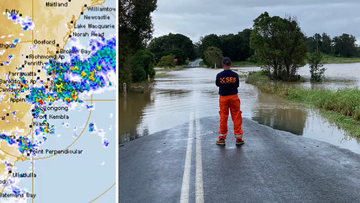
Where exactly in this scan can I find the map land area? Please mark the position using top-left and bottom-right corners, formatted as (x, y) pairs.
(0, 0), (116, 202)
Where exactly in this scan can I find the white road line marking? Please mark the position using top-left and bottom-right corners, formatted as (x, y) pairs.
(195, 111), (204, 203)
(180, 112), (193, 203)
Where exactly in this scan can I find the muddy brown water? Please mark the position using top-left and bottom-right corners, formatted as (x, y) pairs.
(120, 64), (360, 154)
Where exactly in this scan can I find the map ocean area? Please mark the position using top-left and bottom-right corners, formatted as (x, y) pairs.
(0, 0), (116, 202)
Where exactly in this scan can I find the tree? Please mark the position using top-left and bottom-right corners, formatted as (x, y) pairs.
(204, 46), (223, 68)
(250, 12), (307, 81)
(131, 50), (156, 83)
(199, 34), (222, 63)
(120, 40), (132, 92)
(146, 35), (167, 62)
(220, 34), (236, 60)
(239, 28), (254, 60)
(305, 36), (316, 53)
(220, 33), (246, 61)
(194, 38), (202, 58)
(147, 33), (196, 64)
(314, 33), (322, 50)
(320, 33), (331, 54)
(333, 33), (358, 57)
(163, 48), (187, 65)
(120, 0), (157, 90)
(120, 0), (157, 51)
(157, 54), (175, 68)
(308, 50), (325, 82)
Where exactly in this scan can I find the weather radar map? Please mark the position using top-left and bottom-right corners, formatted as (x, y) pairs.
(0, 0), (116, 202)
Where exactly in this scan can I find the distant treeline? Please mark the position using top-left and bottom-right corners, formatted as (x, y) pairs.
(147, 31), (360, 67)
(304, 33), (359, 57)
(147, 29), (255, 66)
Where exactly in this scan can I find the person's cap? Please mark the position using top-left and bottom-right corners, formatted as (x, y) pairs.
(222, 57), (231, 65)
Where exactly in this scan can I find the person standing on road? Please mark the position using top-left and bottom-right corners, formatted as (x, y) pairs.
(215, 57), (244, 145)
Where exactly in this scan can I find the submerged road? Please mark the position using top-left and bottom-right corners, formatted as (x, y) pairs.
(187, 59), (203, 67)
(119, 115), (360, 203)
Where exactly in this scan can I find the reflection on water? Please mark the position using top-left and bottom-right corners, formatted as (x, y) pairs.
(252, 92), (307, 135)
(119, 91), (152, 143)
(119, 65), (360, 154)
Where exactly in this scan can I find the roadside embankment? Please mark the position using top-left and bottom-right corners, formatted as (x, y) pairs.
(154, 66), (186, 78)
(121, 66), (188, 95)
(246, 71), (360, 136)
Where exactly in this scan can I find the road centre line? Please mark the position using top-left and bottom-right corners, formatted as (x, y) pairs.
(180, 111), (194, 203)
(195, 111), (204, 203)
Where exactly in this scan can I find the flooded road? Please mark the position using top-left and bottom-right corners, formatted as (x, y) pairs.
(120, 63), (360, 154)
(186, 58), (203, 67)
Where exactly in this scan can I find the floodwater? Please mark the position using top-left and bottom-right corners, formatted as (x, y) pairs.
(297, 63), (360, 89)
(119, 63), (360, 154)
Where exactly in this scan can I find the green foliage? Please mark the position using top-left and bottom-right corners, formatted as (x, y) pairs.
(203, 46), (223, 68)
(246, 70), (269, 84)
(304, 36), (316, 53)
(320, 33), (332, 54)
(120, 51), (132, 93)
(305, 33), (357, 57)
(147, 33), (196, 64)
(157, 54), (175, 68)
(120, 33), (132, 93)
(321, 54), (360, 64)
(239, 28), (255, 60)
(247, 55), (257, 63)
(308, 50), (326, 82)
(333, 34), (358, 57)
(194, 39), (202, 58)
(250, 12), (307, 81)
(120, 0), (157, 88)
(163, 48), (187, 65)
(304, 33), (324, 53)
(287, 87), (360, 122)
(120, 0), (157, 52)
(199, 34), (222, 63)
(131, 50), (156, 83)
(131, 66), (146, 83)
(219, 33), (246, 61)
(230, 60), (257, 66)
(219, 29), (254, 62)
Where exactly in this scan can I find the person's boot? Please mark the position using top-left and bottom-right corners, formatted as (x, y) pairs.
(216, 138), (225, 145)
(236, 137), (244, 145)
(216, 135), (226, 145)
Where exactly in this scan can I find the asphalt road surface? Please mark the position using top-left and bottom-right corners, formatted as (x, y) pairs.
(187, 59), (203, 67)
(119, 116), (360, 203)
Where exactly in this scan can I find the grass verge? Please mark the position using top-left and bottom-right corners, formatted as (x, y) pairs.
(199, 61), (206, 67)
(246, 71), (360, 136)
(231, 60), (257, 66)
(320, 54), (360, 64)
(238, 74), (245, 79)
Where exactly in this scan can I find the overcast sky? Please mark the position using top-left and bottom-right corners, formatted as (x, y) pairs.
(151, 0), (360, 45)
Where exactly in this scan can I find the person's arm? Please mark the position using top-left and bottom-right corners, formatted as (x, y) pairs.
(236, 74), (239, 87)
(216, 74), (219, 86)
